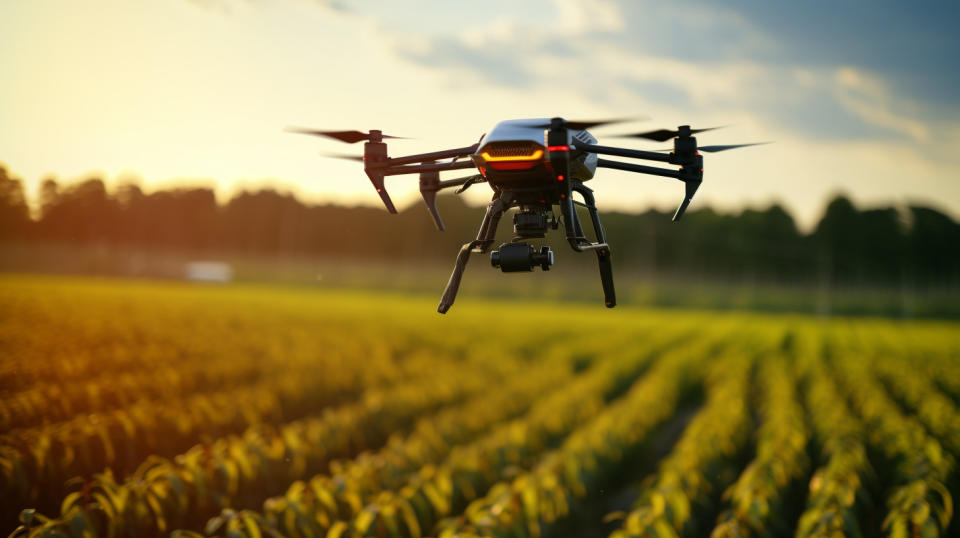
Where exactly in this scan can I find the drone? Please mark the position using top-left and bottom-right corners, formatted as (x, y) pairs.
(288, 118), (764, 313)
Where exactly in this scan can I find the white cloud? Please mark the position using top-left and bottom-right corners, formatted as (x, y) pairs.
(367, 10), (960, 228)
(462, 18), (525, 48)
(554, 0), (623, 34)
(834, 66), (930, 141)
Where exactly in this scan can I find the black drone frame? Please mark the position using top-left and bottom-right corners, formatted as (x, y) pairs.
(354, 120), (711, 314)
(289, 119), (764, 313)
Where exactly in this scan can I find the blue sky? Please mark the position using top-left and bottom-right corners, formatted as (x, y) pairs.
(1, 0), (958, 228)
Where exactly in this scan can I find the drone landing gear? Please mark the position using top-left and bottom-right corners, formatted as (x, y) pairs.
(437, 185), (615, 314)
(566, 183), (616, 308)
(437, 193), (512, 314)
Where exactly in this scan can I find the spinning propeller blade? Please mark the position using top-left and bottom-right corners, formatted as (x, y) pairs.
(641, 142), (770, 153)
(320, 152), (364, 162)
(614, 126), (724, 142)
(697, 142), (771, 153)
(531, 117), (641, 130)
(285, 127), (407, 144)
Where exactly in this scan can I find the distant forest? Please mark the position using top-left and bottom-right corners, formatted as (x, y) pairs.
(1, 164), (958, 288)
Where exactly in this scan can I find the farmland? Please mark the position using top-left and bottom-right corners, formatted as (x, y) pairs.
(1, 274), (959, 537)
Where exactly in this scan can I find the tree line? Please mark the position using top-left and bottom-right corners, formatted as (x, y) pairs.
(1, 164), (957, 288)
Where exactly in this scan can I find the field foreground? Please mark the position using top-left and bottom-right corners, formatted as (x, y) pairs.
(1, 275), (959, 537)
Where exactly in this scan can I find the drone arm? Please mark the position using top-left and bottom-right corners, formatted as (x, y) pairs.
(595, 158), (702, 222)
(438, 175), (483, 190)
(596, 158), (683, 180)
(361, 140), (479, 213)
(382, 160), (477, 176)
(416, 173), (486, 232)
(574, 142), (676, 164)
(378, 144), (479, 167)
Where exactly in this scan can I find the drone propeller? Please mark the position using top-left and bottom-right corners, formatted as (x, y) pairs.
(320, 152), (364, 162)
(644, 142), (773, 153)
(615, 125), (724, 142)
(643, 142), (771, 154)
(531, 117), (640, 130)
(286, 127), (407, 144)
(697, 142), (770, 153)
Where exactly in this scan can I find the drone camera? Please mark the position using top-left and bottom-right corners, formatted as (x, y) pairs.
(490, 242), (553, 272)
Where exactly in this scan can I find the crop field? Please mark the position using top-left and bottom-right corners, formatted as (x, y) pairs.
(1, 275), (959, 537)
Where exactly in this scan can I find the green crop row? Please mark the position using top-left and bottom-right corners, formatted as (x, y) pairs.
(831, 331), (955, 537)
(1, 339), (434, 463)
(430, 323), (764, 538)
(610, 343), (756, 537)
(229, 359), (574, 538)
(3, 366), (352, 505)
(10, 325), (665, 537)
(1, 352), (495, 533)
(795, 360), (875, 537)
(872, 353), (960, 457)
(711, 354), (810, 536)
(931, 358), (960, 403)
(855, 320), (960, 403)
(227, 326), (696, 538)
(6, 358), (501, 538)
(0, 325), (401, 434)
(0, 359), (271, 433)
(0, 307), (493, 435)
(0, 287), (378, 390)
(431, 329), (725, 538)
(4, 278), (959, 538)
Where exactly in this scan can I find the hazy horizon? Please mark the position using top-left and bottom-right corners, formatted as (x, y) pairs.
(7, 158), (957, 234)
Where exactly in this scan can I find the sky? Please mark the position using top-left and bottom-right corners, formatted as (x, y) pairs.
(1, 0), (958, 229)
